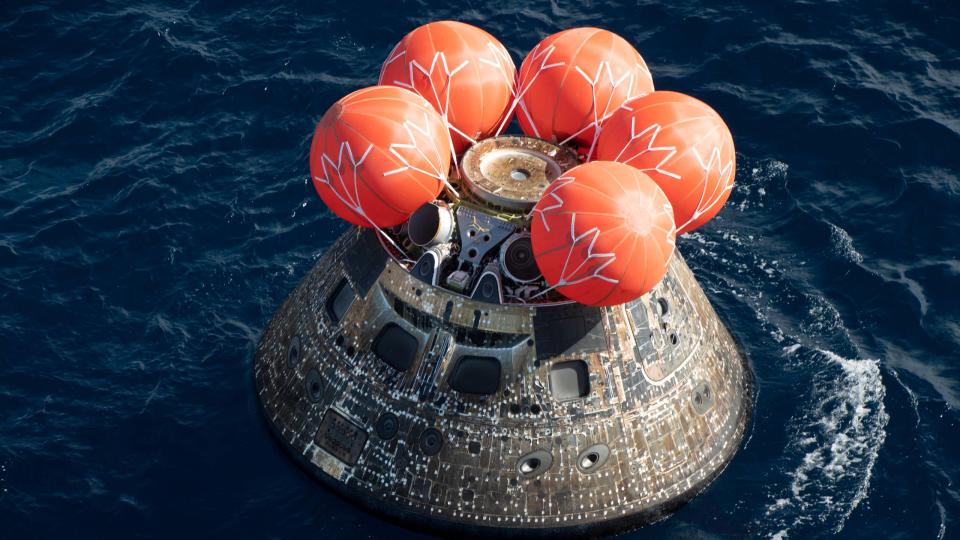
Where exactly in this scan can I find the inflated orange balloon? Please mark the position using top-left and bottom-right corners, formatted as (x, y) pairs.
(309, 86), (451, 228)
(531, 161), (676, 306)
(516, 28), (654, 158)
(596, 90), (736, 234)
(379, 21), (516, 153)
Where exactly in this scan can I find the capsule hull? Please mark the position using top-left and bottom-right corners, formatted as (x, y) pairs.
(254, 228), (752, 536)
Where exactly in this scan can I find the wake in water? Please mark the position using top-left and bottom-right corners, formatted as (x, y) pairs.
(764, 347), (888, 538)
(687, 158), (892, 538)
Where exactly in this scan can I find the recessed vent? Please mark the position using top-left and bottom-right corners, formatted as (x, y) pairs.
(470, 272), (502, 304)
(692, 381), (715, 414)
(375, 412), (399, 440)
(418, 428), (444, 456)
(305, 369), (323, 403)
(657, 297), (670, 316)
(517, 450), (553, 478)
(576, 443), (611, 473)
(287, 335), (302, 368)
(411, 250), (440, 286)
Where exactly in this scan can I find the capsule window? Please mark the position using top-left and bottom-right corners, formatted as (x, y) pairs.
(326, 279), (356, 323)
(449, 356), (501, 395)
(549, 360), (590, 401)
(372, 323), (419, 371)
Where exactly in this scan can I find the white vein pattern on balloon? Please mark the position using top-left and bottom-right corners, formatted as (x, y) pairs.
(560, 60), (651, 158)
(530, 176), (618, 299)
(495, 42), (563, 136)
(608, 113), (734, 231)
(496, 38), (652, 154)
(655, 199), (678, 260)
(611, 119), (680, 180)
(382, 110), (450, 184)
(688, 145), (735, 229)
(382, 42), (515, 163)
(531, 175), (575, 232)
(314, 140), (373, 223)
(313, 112), (448, 256)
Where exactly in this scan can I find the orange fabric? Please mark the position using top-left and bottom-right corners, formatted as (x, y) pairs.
(531, 161), (676, 306)
(379, 21), (516, 154)
(309, 86), (451, 227)
(516, 28), (654, 157)
(596, 90), (736, 234)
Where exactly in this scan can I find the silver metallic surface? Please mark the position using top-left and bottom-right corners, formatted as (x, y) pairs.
(254, 227), (752, 536)
(460, 136), (579, 212)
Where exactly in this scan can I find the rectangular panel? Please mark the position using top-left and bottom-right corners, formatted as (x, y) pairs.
(343, 229), (387, 297)
(533, 304), (606, 360)
(315, 409), (368, 466)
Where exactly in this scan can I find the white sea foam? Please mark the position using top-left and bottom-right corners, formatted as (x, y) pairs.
(736, 160), (789, 212)
(782, 344), (802, 355)
(827, 221), (864, 264)
(762, 348), (888, 537)
(936, 499), (947, 540)
(683, 167), (888, 537)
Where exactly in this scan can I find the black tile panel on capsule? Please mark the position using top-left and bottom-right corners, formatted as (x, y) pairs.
(533, 303), (606, 360)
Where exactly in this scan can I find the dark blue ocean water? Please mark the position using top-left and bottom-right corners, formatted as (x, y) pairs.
(2, 1), (959, 538)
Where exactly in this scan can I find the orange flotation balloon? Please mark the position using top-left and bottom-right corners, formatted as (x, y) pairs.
(515, 28), (654, 158)
(596, 90), (736, 234)
(531, 161), (676, 306)
(309, 86), (451, 228)
(379, 21), (516, 154)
